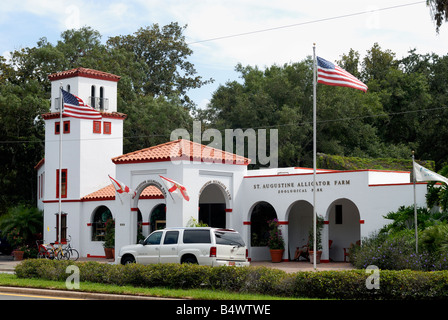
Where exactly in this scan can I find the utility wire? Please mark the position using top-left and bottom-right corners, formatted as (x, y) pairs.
(187, 1), (426, 45)
(1, 104), (446, 144)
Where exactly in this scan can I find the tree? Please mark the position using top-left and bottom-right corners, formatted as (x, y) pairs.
(337, 48), (361, 79)
(0, 81), (48, 212)
(361, 42), (398, 83)
(107, 23), (213, 107)
(427, 0), (448, 33)
(0, 205), (43, 246)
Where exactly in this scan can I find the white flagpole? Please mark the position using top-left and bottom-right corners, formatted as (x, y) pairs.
(312, 44), (317, 270)
(58, 84), (63, 247)
(412, 151), (418, 253)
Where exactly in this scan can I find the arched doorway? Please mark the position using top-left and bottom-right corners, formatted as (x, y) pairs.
(131, 179), (167, 244)
(198, 183), (228, 228)
(287, 200), (313, 260)
(327, 199), (361, 261)
(149, 203), (166, 232)
(91, 205), (112, 242)
(250, 201), (277, 247)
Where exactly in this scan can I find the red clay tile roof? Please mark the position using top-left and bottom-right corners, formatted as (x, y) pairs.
(112, 139), (251, 165)
(48, 67), (120, 82)
(41, 111), (127, 120)
(82, 184), (163, 201)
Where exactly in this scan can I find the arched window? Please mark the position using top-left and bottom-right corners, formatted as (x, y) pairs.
(91, 206), (112, 241)
(99, 86), (104, 110)
(91, 85), (96, 108)
(66, 84), (70, 93)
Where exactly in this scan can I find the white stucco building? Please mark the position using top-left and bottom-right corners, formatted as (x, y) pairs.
(36, 68), (428, 263)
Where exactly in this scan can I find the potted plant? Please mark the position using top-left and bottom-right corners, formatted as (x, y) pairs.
(267, 219), (285, 263)
(308, 215), (324, 264)
(7, 228), (26, 261)
(103, 218), (115, 259)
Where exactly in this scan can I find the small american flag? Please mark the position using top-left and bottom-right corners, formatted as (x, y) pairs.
(61, 89), (102, 120)
(317, 57), (368, 92)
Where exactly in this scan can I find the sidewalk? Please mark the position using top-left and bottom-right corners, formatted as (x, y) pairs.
(0, 257), (354, 273)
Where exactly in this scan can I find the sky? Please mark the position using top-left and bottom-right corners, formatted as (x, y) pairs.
(1, 0), (447, 109)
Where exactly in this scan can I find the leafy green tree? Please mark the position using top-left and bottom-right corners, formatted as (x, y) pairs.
(0, 205), (43, 246)
(0, 81), (48, 212)
(107, 23), (213, 107)
(427, 0), (448, 33)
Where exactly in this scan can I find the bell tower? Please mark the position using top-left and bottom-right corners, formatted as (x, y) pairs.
(43, 67), (126, 200)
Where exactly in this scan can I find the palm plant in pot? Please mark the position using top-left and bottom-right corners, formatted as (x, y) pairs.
(267, 219), (285, 262)
(308, 215), (324, 264)
(103, 218), (115, 259)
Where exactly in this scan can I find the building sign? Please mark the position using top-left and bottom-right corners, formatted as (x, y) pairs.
(251, 179), (351, 194)
(200, 180), (232, 200)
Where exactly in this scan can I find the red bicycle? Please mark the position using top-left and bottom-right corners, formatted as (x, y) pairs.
(36, 240), (70, 260)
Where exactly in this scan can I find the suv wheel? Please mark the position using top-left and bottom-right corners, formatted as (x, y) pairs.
(181, 255), (198, 264)
(121, 255), (136, 265)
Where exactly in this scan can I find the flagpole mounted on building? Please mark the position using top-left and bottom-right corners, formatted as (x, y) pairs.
(412, 151), (418, 253)
(312, 43), (317, 270)
(58, 84), (63, 248)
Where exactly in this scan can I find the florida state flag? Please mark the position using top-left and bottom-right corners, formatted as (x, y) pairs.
(108, 175), (136, 198)
(160, 175), (190, 201)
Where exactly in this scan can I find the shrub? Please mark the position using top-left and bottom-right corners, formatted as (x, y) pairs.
(14, 259), (448, 299)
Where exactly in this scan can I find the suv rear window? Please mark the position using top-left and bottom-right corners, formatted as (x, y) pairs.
(183, 230), (211, 243)
(214, 230), (245, 246)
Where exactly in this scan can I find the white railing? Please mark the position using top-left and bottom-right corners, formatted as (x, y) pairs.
(54, 97), (109, 111)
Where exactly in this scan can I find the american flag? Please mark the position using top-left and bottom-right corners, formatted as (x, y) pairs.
(61, 89), (102, 120)
(317, 57), (368, 92)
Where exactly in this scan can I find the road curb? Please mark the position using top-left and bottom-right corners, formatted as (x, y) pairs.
(0, 286), (183, 300)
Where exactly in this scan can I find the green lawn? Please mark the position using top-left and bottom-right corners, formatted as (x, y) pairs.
(0, 273), (303, 300)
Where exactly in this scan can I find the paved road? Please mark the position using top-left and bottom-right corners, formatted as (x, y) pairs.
(0, 290), (82, 300)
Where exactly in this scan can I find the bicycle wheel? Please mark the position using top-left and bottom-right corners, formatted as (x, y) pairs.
(47, 248), (55, 260)
(69, 248), (79, 261)
(56, 248), (70, 260)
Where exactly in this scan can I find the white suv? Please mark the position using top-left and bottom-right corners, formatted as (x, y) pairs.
(118, 227), (249, 267)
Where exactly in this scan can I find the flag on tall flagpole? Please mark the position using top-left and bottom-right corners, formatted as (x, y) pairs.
(108, 175), (136, 197)
(61, 89), (102, 120)
(160, 176), (190, 201)
(413, 162), (448, 184)
(317, 56), (368, 92)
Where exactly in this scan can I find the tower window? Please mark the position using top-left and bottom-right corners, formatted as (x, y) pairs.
(55, 121), (70, 134)
(100, 86), (104, 110)
(55, 213), (67, 244)
(63, 121), (70, 134)
(91, 85), (96, 108)
(56, 169), (68, 198)
(93, 121), (101, 133)
(103, 121), (111, 134)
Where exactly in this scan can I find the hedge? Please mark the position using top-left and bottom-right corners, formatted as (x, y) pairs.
(14, 259), (448, 300)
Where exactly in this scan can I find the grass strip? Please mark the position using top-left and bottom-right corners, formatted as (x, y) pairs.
(0, 273), (302, 300)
